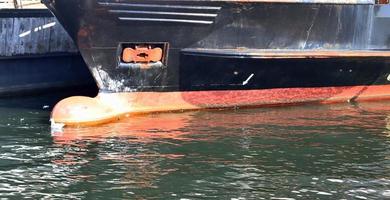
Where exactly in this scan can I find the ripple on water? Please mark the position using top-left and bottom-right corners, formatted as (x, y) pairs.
(0, 100), (390, 199)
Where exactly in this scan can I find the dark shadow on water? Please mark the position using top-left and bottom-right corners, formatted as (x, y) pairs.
(0, 85), (98, 109)
(0, 85), (98, 125)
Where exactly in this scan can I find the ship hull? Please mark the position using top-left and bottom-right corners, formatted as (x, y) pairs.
(43, 0), (390, 126)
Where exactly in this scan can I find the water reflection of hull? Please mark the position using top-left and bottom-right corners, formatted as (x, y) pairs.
(43, 0), (390, 126)
(51, 102), (390, 197)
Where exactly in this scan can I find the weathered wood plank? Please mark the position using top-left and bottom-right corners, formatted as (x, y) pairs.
(0, 15), (78, 57)
(41, 17), (51, 53)
(7, 17), (32, 55)
(28, 17), (50, 54)
(4, 17), (18, 56)
(0, 18), (14, 56)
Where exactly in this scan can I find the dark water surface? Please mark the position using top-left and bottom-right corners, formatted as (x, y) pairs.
(0, 94), (390, 199)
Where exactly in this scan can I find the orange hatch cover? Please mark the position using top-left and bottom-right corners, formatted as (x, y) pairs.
(122, 46), (163, 63)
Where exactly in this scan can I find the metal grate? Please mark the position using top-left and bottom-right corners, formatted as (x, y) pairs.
(0, 0), (45, 9)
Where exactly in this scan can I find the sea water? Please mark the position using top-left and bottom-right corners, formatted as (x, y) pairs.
(0, 93), (389, 199)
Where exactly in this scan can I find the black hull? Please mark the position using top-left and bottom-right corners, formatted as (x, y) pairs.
(43, 1), (390, 92)
(44, 0), (390, 126)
